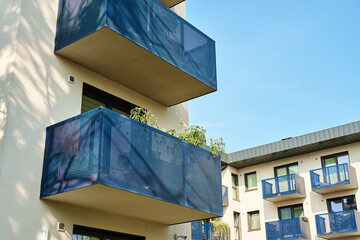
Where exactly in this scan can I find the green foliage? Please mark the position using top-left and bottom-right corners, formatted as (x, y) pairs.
(209, 137), (225, 157)
(130, 107), (225, 157)
(210, 218), (230, 240)
(130, 107), (158, 128)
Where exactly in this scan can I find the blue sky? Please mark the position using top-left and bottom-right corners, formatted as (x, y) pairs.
(186, 0), (360, 153)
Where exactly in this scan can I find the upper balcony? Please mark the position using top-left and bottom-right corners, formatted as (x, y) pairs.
(310, 163), (358, 194)
(315, 210), (360, 238)
(158, 0), (184, 8)
(265, 218), (310, 240)
(54, 0), (217, 106)
(222, 185), (229, 207)
(40, 107), (222, 225)
(262, 174), (306, 202)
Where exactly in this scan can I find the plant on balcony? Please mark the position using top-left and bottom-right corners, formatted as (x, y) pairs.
(210, 218), (230, 240)
(130, 107), (225, 157)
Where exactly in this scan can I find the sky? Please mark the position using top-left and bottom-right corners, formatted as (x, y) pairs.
(185, 0), (360, 154)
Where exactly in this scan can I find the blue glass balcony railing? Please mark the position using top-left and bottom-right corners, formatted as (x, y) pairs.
(310, 163), (358, 193)
(222, 185), (229, 206)
(262, 174), (306, 202)
(265, 218), (310, 240)
(40, 107), (222, 223)
(315, 210), (360, 237)
(54, 0), (217, 106)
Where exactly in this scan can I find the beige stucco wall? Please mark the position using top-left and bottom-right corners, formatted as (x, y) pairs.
(0, 0), (193, 239)
(222, 142), (360, 240)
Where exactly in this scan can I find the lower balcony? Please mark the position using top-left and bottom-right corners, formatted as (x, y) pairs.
(40, 107), (222, 225)
(310, 163), (358, 194)
(265, 218), (310, 240)
(262, 174), (306, 202)
(316, 210), (360, 238)
(222, 185), (229, 207)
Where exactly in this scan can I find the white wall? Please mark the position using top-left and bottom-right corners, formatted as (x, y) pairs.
(0, 0), (193, 239)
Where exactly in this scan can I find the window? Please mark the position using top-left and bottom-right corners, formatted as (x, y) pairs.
(232, 174), (239, 200)
(72, 225), (145, 240)
(233, 212), (241, 240)
(278, 204), (303, 220)
(245, 172), (257, 191)
(327, 195), (357, 213)
(322, 152), (350, 168)
(81, 83), (137, 116)
(274, 163), (299, 177)
(248, 211), (260, 231)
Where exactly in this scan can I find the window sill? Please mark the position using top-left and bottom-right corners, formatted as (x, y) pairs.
(245, 188), (258, 192)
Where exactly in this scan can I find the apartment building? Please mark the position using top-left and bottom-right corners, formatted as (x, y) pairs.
(0, 0), (222, 239)
(222, 121), (360, 240)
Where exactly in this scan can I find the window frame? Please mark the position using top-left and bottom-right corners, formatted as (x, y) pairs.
(321, 151), (350, 168)
(326, 195), (357, 213)
(232, 173), (239, 201)
(247, 210), (261, 232)
(244, 171), (257, 191)
(274, 162), (299, 177)
(82, 83), (137, 116)
(233, 212), (241, 240)
(278, 204), (303, 220)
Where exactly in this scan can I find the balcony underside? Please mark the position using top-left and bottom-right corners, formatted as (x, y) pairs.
(56, 27), (215, 106)
(159, 0), (184, 7)
(320, 231), (360, 239)
(42, 184), (217, 225)
(265, 193), (305, 203)
(314, 182), (358, 194)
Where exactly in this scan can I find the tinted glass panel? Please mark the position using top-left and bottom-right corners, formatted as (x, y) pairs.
(81, 95), (105, 114)
(249, 211), (260, 230)
(338, 154), (350, 165)
(289, 164), (299, 175)
(276, 167), (287, 177)
(344, 196), (357, 211)
(280, 207), (292, 220)
(329, 198), (344, 212)
(73, 235), (100, 240)
(324, 157), (337, 167)
(246, 172), (257, 190)
(293, 206), (304, 218)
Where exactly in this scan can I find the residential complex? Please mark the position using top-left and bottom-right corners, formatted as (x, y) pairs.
(221, 121), (360, 240)
(0, 0), (222, 239)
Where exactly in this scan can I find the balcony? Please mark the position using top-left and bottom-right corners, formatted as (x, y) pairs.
(315, 210), (360, 238)
(158, 0), (184, 8)
(40, 107), (222, 225)
(54, 0), (217, 106)
(310, 163), (358, 194)
(265, 218), (310, 240)
(262, 174), (306, 202)
(222, 185), (229, 207)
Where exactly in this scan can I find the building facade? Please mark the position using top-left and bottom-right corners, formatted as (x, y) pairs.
(0, 0), (222, 239)
(221, 121), (360, 240)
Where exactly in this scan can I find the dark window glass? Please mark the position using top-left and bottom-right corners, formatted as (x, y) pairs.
(327, 195), (357, 212)
(73, 226), (145, 240)
(232, 174), (239, 200)
(248, 211), (260, 231)
(278, 204), (303, 220)
(81, 83), (137, 116)
(275, 163), (299, 177)
(322, 152), (350, 168)
(234, 212), (241, 240)
(245, 172), (257, 191)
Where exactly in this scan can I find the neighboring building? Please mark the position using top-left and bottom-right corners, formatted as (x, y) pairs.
(0, 0), (222, 239)
(222, 121), (360, 240)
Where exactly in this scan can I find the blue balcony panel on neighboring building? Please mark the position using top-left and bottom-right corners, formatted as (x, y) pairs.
(316, 210), (360, 238)
(54, 0), (217, 106)
(222, 185), (229, 206)
(265, 218), (310, 240)
(40, 107), (222, 225)
(262, 174), (306, 202)
(310, 163), (358, 194)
